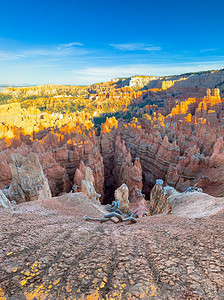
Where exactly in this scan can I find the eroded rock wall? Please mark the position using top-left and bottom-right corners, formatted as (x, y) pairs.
(0, 128), (104, 198)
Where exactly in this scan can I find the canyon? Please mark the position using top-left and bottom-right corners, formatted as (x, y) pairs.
(0, 68), (224, 299)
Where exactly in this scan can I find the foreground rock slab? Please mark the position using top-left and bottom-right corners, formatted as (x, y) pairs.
(0, 194), (224, 299)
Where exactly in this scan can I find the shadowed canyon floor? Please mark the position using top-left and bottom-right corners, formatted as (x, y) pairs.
(0, 193), (224, 299)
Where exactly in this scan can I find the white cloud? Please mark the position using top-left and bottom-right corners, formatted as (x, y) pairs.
(200, 48), (219, 53)
(0, 40), (223, 85)
(0, 43), (88, 61)
(1, 60), (224, 85)
(0, 51), (25, 61)
(57, 42), (84, 50)
(109, 43), (161, 51)
(73, 61), (224, 85)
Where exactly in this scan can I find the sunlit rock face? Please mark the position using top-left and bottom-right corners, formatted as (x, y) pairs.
(114, 70), (224, 94)
(128, 75), (159, 89)
(164, 88), (222, 126)
(4, 153), (52, 204)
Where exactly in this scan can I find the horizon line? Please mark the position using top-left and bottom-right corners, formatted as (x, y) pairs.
(0, 67), (223, 88)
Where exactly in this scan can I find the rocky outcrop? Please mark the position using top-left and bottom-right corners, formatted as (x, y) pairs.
(4, 153), (51, 204)
(111, 93), (224, 197)
(114, 70), (224, 95)
(149, 179), (172, 214)
(74, 164), (101, 204)
(166, 135), (224, 196)
(129, 198), (150, 217)
(0, 128), (103, 198)
(81, 167), (101, 204)
(113, 135), (143, 202)
(73, 161), (86, 192)
(39, 150), (71, 196)
(73, 159), (103, 203)
(86, 150), (104, 200)
(114, 183), (130, 214)
(165, 88), (222, 126)
(0, 190), (11, 208)
(118, 124), (180, 198)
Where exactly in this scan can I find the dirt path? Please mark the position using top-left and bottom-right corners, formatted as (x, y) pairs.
(0, 196), (224, 299)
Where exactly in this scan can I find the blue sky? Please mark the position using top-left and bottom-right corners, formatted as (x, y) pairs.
(0, 0), (223, 85)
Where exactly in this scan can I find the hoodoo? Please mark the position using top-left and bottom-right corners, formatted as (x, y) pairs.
(3, 152), (51, 203)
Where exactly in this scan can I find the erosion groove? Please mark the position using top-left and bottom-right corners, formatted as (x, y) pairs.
(0, 197), (224, 299)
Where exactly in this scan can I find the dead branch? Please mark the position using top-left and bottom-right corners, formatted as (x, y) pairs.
(84, 202), (138, 224)
(122, 215), (137, 223)
(104, 212), (124, 222)
(83, 215), (118, 223)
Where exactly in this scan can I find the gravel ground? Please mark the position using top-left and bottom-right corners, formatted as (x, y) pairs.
(0, 194), (224, 299)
